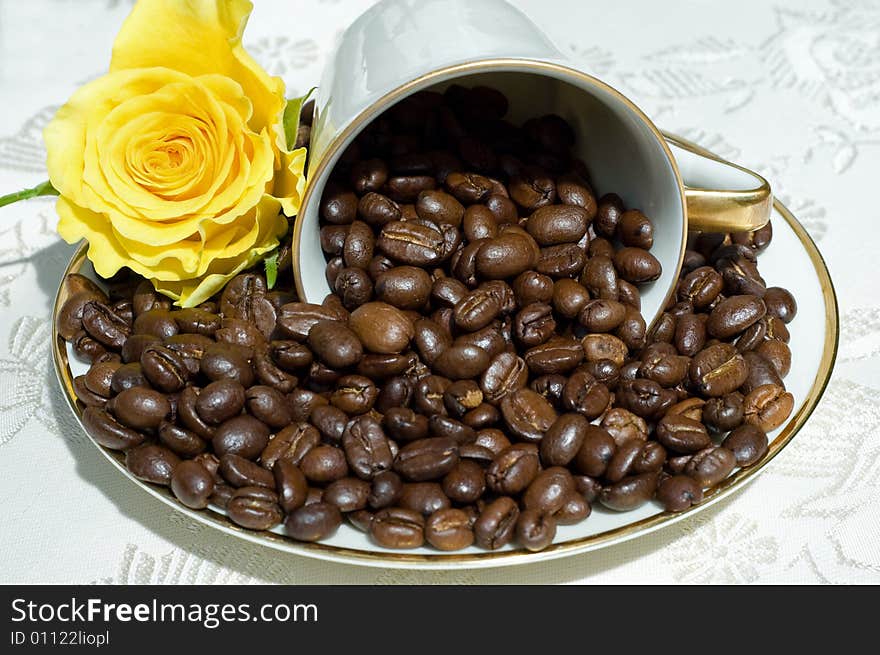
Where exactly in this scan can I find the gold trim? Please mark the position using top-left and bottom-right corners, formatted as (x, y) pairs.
(290, 58), (689, 331)
(681, 155), (773, 232)
(53, 136), (838, 569)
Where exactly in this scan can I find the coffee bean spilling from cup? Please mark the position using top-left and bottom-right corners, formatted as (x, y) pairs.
(58, 85), (795, 552)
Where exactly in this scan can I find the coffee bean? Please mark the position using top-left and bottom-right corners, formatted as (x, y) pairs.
(108, 387), (170, 430)
(475, 234), (536, 280)
(581, 334), (628, 367)
(125, 443), (179, 485)
(486, 444), (540, 494)
(370, 507), (425, 548)
(262, 423), (320, 470)
(599, 472), (659, 511)
(141, 345), (190, 392)
(399, 482), (451, 516)
(684, 446), (737, 488)
(571, 423), (616, 477)
(474, 496), (519, 550)
(212, 415), (269, 460)
(617, 210), (654, 249)
(703, 392), (744, 432)
(323, 477), (371, 513)
(656, 414), (711, 453)
(273, 459), (309, 513)
(301, 445), (349, 483)
(425, 508), (474, 551)
(349, 302), (413, 354)
(331, 375), (378, 415)
(601, 408), (648, 446)
(613, 248), (661, 283)
(743, 383), (794, 432)
(707, 295), (766, 339)
(526, 204), (589, 245)
(394, 437), (459, 481)
(540, 413), (588, 466)
(690, 343), (748, 397)
(219, 453), (275, 489)
(441, 460), (486, 504)
(171, 460), (215, 509)
(656, 475), (703, 512)
(516, 509), (556, 551)
(82, 406), (145, 450)
(500, 388), (557, 442)
(285, 503), (342, 542)
(200, 343), (254, 387)
(433, 344), (491, 379)
(342, 415), (393, 480)
(763, 287), (797, 323)
(723, 423), (769, 467)
(375, 266), (432, 310)
(523, 467), (574, 514)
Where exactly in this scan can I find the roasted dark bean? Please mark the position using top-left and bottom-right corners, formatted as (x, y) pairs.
(342, 415), (393, 480)
(286, 503), (342, 542)
(195, 379), (245, 425)
(125, 443), (179, 486)
(171, 460), (214, 509)
(107, 387), (170, 431)
(516, 509), (556, 552)
(349, 302), (413, 354)
(370, 507), (425, 549)
(684, 446), (737, 488)
(212, 415), (270, 460)
(656, 475), (704, 512)
(743, 383), (794, 432)
(474, 496), (519, 550)
(399, 482), (451, 516)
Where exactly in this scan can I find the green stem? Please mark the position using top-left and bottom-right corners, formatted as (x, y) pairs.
(0, 180), (58, 208)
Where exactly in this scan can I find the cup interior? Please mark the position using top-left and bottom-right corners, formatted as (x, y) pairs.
(295, 63), (684, 325)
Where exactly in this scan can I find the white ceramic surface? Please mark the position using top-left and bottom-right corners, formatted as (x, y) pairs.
(295, 0), (767, 326)
(57, 189), (836, 569)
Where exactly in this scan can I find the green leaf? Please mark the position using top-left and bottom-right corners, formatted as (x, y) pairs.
(0, 180), (58, 208)
(282, 87), (316, 150)
(264, 251), (279, 290)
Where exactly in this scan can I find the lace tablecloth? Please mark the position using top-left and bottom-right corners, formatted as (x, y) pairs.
(0, 0), (877, 584)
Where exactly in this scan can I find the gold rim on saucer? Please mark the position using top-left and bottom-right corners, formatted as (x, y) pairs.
(52, 135), (838, 569)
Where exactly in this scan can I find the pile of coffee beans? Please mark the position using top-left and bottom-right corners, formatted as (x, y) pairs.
(58, 85), (796, 553)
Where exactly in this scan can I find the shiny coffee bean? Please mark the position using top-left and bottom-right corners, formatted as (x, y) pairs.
(500, 388), (557, 442)
(212, 415), (270, 460)
(474, 496), (519, 550)
(516, 509), (556, 552)
(125, 443), (180, 486)
(599, 472), (659, 511)
(349, 302), (414, 354)
(108, 387), (170, 431)
(425, 508), (474, 551)
(220, 453), (275, 489)
(171, 460), (215, 509)
(285, 503), (342, 542)
(399, 482), (451, 516)
(301, 445), (350, 483)
(684, 446), (737, 488)
(273, 459), (309, 513)
(656, 475), (704, 512)
(743, 383), (794, 432)
(486, 444), (540, 494)
(82, 406), (145, 450)
(370, 507), (425, 549)
(342, 415), (393, 480)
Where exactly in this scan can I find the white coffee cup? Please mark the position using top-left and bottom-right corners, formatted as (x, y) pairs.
(293, 0), (771, 325)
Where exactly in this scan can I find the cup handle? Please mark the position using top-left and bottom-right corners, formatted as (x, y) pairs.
(664, 132), (772, 233)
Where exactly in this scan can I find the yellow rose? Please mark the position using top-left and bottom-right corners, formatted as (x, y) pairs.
(44, 0), (306, 307)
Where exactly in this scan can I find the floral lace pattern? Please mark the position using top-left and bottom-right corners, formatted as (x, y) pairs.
(0, 0), (876, 584)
